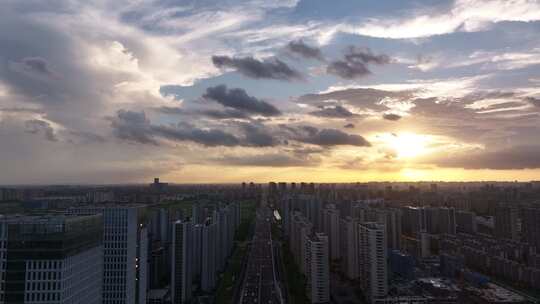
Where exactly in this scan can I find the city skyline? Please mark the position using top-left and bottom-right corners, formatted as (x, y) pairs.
(1, 0), (540, 184)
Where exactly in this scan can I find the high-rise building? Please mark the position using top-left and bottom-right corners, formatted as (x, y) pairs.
(401, 206), (425, 236)
(201, 220), (217, 292)
(322, 204), (340, 260)
(69, 205), (149, 304)
(359, 222), (388, 303)
(438, 207), (456, 235)
(340, 217), (359, 280)
(521, 206), (540, 250)
(192, 224), (202, 281)
(171, 220), (193, 304)
(456, 210), (477, 234)
(304, 233), (330, 304)
(494, 204), (519, 240)
(0, 215), (104, 304)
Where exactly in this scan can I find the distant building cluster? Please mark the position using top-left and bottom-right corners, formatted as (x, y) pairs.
(273, 181), (540, 304)
(0, 180), (540, 304)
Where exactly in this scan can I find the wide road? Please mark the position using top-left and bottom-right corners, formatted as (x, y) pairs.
(239, 193), (284, 304)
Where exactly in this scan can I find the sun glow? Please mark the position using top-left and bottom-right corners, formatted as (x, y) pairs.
(378, 132), (432, 159)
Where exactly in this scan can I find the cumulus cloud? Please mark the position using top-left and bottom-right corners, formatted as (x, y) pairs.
(309, 105), (354, 118)
(203, 85), (281, 116)
(212, 55), (303, 81)
(383, 113), (402, 121)
(24, 119), (58, 142)
(327, 46), (391, 79)
(286, 40), (324, 61)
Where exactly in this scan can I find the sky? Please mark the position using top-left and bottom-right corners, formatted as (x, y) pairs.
(1, 0), (540, 184)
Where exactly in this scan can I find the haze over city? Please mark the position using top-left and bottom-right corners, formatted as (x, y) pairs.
(1, 0), (540, 184)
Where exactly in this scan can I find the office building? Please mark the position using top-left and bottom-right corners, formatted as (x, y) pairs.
(0, 215), (104, 304)
(171, 220), (193, 304)
(69, 205), (148, 304)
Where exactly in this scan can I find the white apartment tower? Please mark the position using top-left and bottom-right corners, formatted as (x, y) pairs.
(171, 220), (193, 304)
(359, 222), (388, 303)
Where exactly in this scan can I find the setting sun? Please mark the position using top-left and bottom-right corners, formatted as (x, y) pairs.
(377, 132), (431, 159)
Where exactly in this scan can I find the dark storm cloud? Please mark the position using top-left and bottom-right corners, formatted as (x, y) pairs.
(203, 85), (281, 116)
(301, 128), (370, 146)
(343, 123), (355, 129)
(19, 57), (55, 76)
(327, 46), (391, 79)
(151, 124), (240, 147)
(200, 109), (249, 119)
(111, 110), (158, 145)
(24, 119), (58, 142)
(212, 55), (303, 81)
(286, 40), (324, 61)
(383, 113), (402, 121)
(525, 96), (540, 107)
(238, 123), (279, 147)
(111, 110), (284, 147)
(432, 145), (540, 170)
(281, 125), (370, 147)
(309, 105), (354, 118)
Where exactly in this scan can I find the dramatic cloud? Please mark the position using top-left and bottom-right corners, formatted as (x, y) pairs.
(327, 47), (391, 79)
(238, 122), (279, 147)
(212, 55), (303, 81)
(292, 127), (371, 147)
(309, 105), (354, 118)
(286, 40), (324, 61)
(214, 152), (319, 167)
(200, 109), (250, 119)
(298, 87), (411, 111)
(24, 119), (58, 142)
(525, 97), (540, 107)
(111, 110), (242, 147)
(12, 57), (56, 77)
(383, 113), (402, 121)
(111, 110), (158, 145)
(151, 124), (241, 147)
(203, 85), (281, 116)
(433, 145), (540, 170)
(340, 0), (540, 39)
